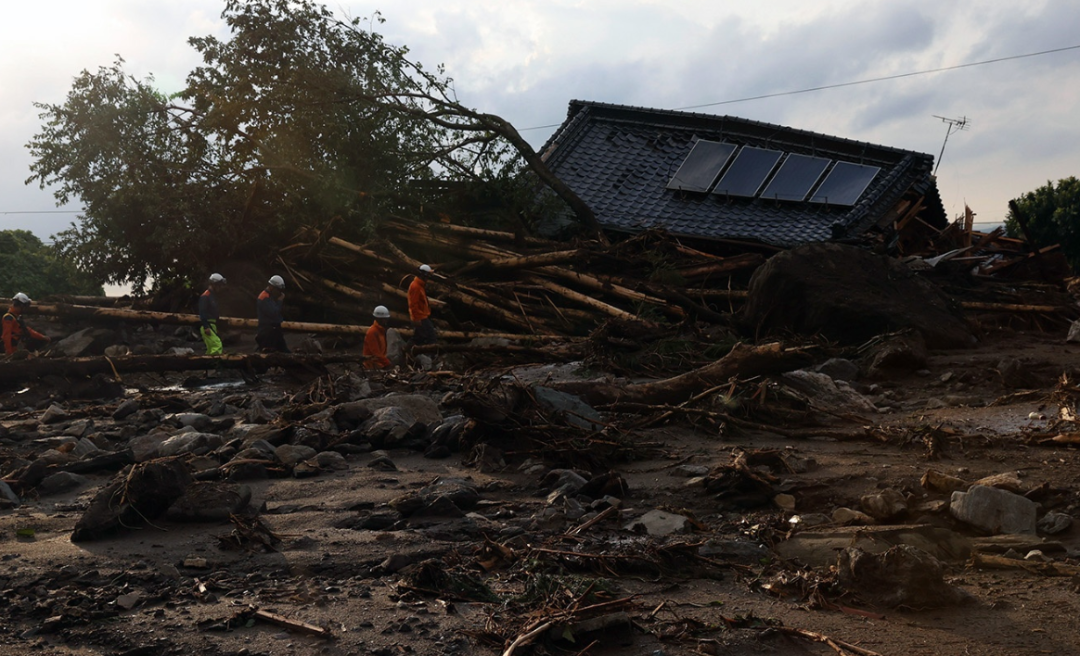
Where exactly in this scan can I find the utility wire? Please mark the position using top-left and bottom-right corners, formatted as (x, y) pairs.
(519, 43), (1080, 131)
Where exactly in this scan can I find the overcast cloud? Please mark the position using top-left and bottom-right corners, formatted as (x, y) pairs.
(2, 0), (1078, 246)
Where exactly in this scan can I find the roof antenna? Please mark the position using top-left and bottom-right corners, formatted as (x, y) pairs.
(932, 115), (969, 175)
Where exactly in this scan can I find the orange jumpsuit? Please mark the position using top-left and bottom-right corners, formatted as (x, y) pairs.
(2, 306), (48, 355)
(363, 321), (391, 369)
(407, 276), (430, 321)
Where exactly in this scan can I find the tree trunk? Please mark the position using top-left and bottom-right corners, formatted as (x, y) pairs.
(552, 342), (813, 406)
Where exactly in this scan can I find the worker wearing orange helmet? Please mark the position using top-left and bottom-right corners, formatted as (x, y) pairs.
(2, 293), (51, 355)
(363, 305), (392, 369)
(408, 264), (437, 346)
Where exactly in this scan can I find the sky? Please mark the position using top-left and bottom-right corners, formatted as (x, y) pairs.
(2, 0), (1079, 248)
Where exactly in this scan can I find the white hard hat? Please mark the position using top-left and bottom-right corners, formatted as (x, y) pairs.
(268, 275), (285, 289)
(373, 305), (390, 319)
(419, 264), (433, 274)
(209, 273), (226, 284)
(12, 292), (31, 305)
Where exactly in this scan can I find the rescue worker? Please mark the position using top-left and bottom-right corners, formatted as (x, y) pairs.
(408, 264), (437, 346)
(198, 273), (226, 355)
(363, 305), (392, 369)
(256, 275), (289, 353)
(2, 293), (51, 355)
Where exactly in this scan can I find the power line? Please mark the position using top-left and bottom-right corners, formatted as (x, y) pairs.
(518, 43), (1080, 131)
(0, 210), (83, 215)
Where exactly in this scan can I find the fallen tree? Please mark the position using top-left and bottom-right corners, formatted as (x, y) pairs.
(552, 342), (814, 406)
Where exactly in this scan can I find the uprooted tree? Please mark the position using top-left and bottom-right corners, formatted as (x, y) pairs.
(26, 0), (600, 292)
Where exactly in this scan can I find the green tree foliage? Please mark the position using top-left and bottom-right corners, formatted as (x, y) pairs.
(0, 230), (104, 299)
(1005, 176), (1080, 269)
(26, 0), (593, 291)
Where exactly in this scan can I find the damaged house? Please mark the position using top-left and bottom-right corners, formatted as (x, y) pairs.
(539, 100), (946, 251)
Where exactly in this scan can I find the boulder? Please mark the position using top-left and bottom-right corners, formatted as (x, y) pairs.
(359, 406), (421, 448)
(742, 242), (974, 348)
(38, 472), (91, 496)
(837, 545), (973, 608)
(780, 370), (878, 415)
(950, 485), (1038, 534)
(72, 459), (192, 542)
(275, 444), (317, 467)
(860, 488), (908, 521)
(531, 386), (604, 431)
(158, 432), (223, 458)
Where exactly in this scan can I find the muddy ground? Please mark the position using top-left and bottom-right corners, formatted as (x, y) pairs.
(2, 322), (1080, 656)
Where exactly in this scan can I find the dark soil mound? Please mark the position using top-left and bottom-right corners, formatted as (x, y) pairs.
(741, 242), (974, 348)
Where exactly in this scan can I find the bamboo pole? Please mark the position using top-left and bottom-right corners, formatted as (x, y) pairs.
(526, 276), (645, 322)
(33, 303), (368, 335)
(960, 301), (1066, 313)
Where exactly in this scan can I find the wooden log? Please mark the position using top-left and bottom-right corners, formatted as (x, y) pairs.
(553, 342), (813, 406)
(32, 303), (369, 335)
(534, 266), (679, 316)
(456, 249), (582, 276)
(0, 352), (368, 384)
(387, 219), (554, 247)
(961, 301), (1065, 313)
(676, 253), (765, 278)
(526, 276), (644, 322)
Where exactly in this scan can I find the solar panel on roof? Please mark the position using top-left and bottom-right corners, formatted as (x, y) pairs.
(665, 140), (737, 192)
(760, 154), (830, 201)
(809, 162), (881, 205)
(711, 147), (783, 198)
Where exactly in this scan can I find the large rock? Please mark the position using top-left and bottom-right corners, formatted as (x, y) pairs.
(389, 478), (480, 517)
(837, 545), (972, 608)
(624, 509), (692, 536)
(158, 432), (224, 457)
(742, 243), (974, 348)
(335, 394), (442, 426)
(532, 386), (604, 431)
(72, 459), (192, 542)
(950, 484), (1038, 534)
(780, 370), (878, 415)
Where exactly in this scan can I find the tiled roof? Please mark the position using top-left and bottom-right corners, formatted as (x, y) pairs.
(540, 101), (942, 247)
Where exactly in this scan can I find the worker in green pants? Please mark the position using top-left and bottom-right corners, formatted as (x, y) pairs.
(198, 273), (226, 355)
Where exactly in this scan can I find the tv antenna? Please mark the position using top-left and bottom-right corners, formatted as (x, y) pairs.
(932, 115), (970, 175)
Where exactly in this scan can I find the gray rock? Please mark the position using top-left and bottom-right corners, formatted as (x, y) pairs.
(776, 525), (971, 567)
(1038, 511), (1073, 535)
(860, 489), (908, 521)
(1068, 320), (1080, 344)
(243, 399), (276, 424)
(624, 509), (691, 536)
(167, 347), (195, 356)
(112, 399), (140, 421)
(276, 444), (317, 467)
(672, 464), (710, 478)
(158, 432), (223, 458)
(544, 469), (589, 495)
(337, 394), (442, 426)
(815, 357), (860, 382)
(532, 386), (604, 431)
(386, 328), (405, 366)
(782, 370), (878, 415)
(63, 419), (92, 438)
(54, 328), (96, 357)
(314, 451), (349, 470)
(38, 472), (91, 496)
(171, 413), (214, 432)
(950, 484), (1038, 534)
(832, 507), (875, 526)
(359, 406), (418, 447)
(0, 480), (20, 506)
(71, 438), (103, 459)
(40, 404), (70, 425)
(104, 345), (130, 357)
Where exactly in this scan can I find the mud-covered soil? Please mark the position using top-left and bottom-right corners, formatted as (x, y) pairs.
(3, 326), (1080, 656)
